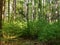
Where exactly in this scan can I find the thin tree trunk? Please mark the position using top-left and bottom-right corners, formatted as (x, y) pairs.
(2, 0), (6, 22)
(26, 0), (29, 26)
(8, 0), (10, 22)
(38, 0), (42, 20)
(13, 0), (16, 21)
(32, 0), (36, 21)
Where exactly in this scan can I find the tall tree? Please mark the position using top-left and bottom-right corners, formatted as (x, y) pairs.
(2, 0), (6, 22)
(8, 0), (10, 22)
(0, 0), (3, 29)
(38, 0), (42, 20)
(13, 0), (16, 20)
(0, 0), (3, 44)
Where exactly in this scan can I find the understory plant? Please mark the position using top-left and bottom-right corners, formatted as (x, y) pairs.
(2, 20), (60, 44)
(2, 21), (27, 39)
(38, 21), (60, 43)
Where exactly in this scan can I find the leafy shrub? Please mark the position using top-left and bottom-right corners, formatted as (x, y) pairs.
(29, 19), (48, 39)
(2, 20), (60, 43)
(2, 21), (27, 38)
(38, 21), (60, 42)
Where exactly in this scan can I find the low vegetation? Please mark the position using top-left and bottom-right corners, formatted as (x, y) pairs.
(2, 20), (60, 45)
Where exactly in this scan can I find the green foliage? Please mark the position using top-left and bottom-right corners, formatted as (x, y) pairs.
(28, 19), (48, 39)
(38, 21), (60, 42)
(3, 19), (60, 43)
(2, 21), (27, 37)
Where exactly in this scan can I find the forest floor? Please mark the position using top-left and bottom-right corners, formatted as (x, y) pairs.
(1, 38), (47, 45)
(0, 38), (60, 45)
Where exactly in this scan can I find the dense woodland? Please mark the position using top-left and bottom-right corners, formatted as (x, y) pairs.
(0, 0), (60, 45)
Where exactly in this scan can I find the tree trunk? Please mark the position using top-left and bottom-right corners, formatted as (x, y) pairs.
(0, 0), (3, 45)
(38, 0), (42, 20)
(2, 0), (6, 22)
(8, 0), (10, 22)
(0, 0), (3, 29)
(13, 0), (16, 21)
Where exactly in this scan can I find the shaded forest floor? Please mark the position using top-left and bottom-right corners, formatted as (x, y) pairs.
(0, 38), (60, 45)
(1, 38), (40, 45)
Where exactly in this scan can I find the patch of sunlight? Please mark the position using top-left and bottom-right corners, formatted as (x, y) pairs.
(13, 21), (27, 29)
(3, 31), (16, 39)
(49, 20), (58, 25)
(18, 22), (27, 28)
(49, 22), (54, 25)
(13, 21), (17, 24)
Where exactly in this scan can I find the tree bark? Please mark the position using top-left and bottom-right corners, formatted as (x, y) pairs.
(13, 0), (16, 20)
(0, 0), (3, 29)
(8, 0), (10, 22)
(0, 0), (3, 45)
